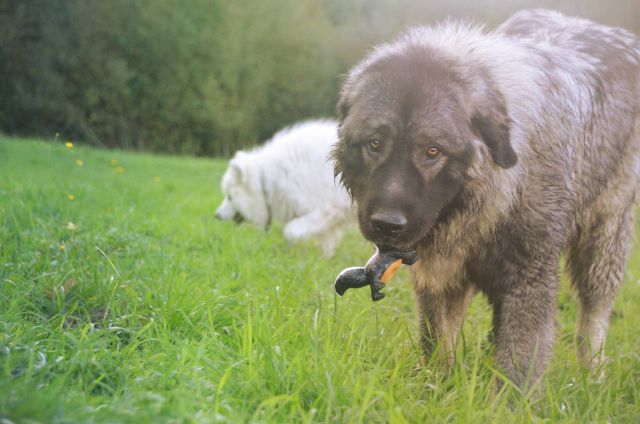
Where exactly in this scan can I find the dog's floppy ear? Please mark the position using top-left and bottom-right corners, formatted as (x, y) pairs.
(229, 151), (247, 181)
(333, 93), (353, 197)
(337, 95), (351, 122)
(471, 92), (517, 168)
(337, 76), (357, 122)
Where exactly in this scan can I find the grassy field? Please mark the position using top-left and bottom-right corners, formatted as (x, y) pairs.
(0, 136), (639, 423)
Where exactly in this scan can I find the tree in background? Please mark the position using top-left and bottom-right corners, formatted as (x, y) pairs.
(0, 0), (342, 155)
(1, 0), (638, 156)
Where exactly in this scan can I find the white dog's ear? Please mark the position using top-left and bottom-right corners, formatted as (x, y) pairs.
(229, 151), (248, 181)
(229, 160), (242, 179)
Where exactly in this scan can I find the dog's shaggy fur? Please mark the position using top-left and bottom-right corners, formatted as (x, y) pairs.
(215, 119), (354, 257)
(333, 9), (640, 387)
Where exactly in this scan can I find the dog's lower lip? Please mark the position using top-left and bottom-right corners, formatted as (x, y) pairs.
(371, 237), (415, 253)
(378, 243), (409, 252)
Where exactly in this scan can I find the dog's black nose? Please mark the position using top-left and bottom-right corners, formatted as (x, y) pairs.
(370, 210), (407, 233)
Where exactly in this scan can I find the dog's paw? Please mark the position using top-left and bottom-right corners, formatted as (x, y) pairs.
(283, 219), (310, 242)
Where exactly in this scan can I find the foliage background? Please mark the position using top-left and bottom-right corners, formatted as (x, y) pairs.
(1, 0), (639, 156)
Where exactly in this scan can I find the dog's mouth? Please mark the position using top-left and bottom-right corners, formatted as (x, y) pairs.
(233, 212), (245, 224)
(360, 215), (425, 252)
(372, 238), (418, 255)
(362, 225), (414, 251)
(375, 243), (418, 260)
(364, 218), (440, 255)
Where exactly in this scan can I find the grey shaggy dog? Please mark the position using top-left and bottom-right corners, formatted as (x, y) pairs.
(333, 9), (640, 388)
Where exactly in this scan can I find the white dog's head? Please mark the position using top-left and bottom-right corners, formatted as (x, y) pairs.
(215, 151), (271, 230)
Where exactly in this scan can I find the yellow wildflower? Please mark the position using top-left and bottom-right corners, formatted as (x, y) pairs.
(115, 166), (125, 174)
(76, 159), (84, 167)
(65, 142), (73, 149)
(110, 159), (118, 167)
(60, 244), (65, 252)
(154, 176), (161, 183)
(67, 194), (76, 201)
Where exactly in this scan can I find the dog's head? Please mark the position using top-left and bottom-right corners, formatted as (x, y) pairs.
(215, 151), (270, 230)
(333, 40), (517, 250)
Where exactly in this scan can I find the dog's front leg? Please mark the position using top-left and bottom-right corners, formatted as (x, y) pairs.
(413, 283), (475, 366)
(490, 262), (558, 389)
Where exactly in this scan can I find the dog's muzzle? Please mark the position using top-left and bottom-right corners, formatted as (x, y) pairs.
(233, 212), (245, 224)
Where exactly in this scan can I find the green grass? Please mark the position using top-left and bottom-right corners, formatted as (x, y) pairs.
(0, 136), (639, 423)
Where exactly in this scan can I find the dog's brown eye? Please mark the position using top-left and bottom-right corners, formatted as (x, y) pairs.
(367, 139), (381, 153)
(426, 146), (441, 159)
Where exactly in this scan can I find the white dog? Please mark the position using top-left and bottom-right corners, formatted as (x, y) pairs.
(215, 119), (355, 256)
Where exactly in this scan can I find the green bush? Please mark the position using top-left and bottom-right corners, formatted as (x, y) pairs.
(0, 0), (343, 155)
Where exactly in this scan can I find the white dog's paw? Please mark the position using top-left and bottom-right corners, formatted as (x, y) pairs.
(283, 219), (310, 242)
(317, 235), (339, 257)
(284, 214), (345, 257)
